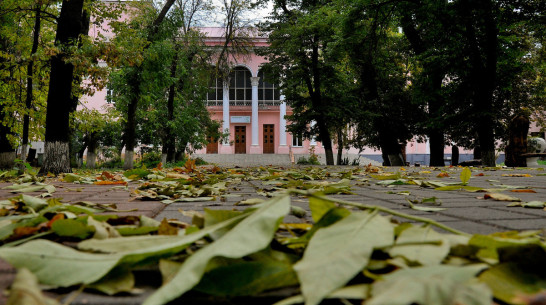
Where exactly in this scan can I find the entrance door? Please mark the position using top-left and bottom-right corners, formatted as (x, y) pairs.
(234, 126), (246, 154)
(263, 124), (275, 154)
(206, 135), (218, 154)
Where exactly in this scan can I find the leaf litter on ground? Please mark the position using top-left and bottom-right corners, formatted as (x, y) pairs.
(0, 165), (545, 305)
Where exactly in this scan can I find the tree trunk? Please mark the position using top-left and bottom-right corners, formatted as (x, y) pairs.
(123, 92), (137, 170)
(451, 146), (459, 166)
(42, 141), (71, 174)
(460, 0), (498, 167)
(317, 120), (334, 165)
(401, 12), (446, 167)
(86, 133), (98, 168)
(22, 4), (42, 168)
(504, 115), (529, 167)
(429, 130), (445, 166)
(40, 0), (86, 175)
(0, 115), (16, 169)
(336, 129), (343, 165)
(163, 49), (178, 164)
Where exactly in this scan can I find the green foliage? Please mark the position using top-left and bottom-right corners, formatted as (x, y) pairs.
(137, 151), (162, 169)
(100, 157), (123, 169)
(123, 168), (151, 180)
(297, 147), (321, 165)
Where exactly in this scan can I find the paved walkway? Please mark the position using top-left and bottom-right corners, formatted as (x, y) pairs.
(0, 165), (544, 304)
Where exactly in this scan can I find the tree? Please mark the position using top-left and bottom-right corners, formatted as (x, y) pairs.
(444, 0), (545, 166)
(0, 0), (53, 169)
(398, 0), (453, 166)
(40, 0), (89, 174)
(71, 107), (120, 168)
(258, 0), (346, 165)
(333, 0), (415, 166)
(117, 0), (176, 170)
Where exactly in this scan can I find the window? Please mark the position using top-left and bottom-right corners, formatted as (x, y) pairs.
(257, 70), (280, 105)
(207, 66), (252, 106)
(292, 133), (303, 147)
(207, 75), (223, 106)
(229, 67), (252, 105)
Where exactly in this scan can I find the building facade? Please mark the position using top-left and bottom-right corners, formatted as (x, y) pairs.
(84, 12), (544, 164)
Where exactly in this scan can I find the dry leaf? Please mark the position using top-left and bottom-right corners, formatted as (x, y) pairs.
(158, 218), (178, 235)
(484, 193), (521, 202)
(510, 189), (537, 193)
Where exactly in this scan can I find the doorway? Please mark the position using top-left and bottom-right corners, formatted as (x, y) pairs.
(206, 135), (218, 154)
(263, 124), (275, 154)
(234, 126), (246, 154)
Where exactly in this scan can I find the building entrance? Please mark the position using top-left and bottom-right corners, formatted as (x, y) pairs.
(263, 124), (274, 154)
(206, 135), (218, 154)
(235, 126), (246, 154)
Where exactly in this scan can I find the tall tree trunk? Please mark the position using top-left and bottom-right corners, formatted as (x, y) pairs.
(460, 0), (498, 167)
(0, 105), (16, 169)
(40, 0), (86, 175)
(309, 41), (334, 165)
(123, 89), (138, 169)
(336, 129), (343, 165)
(22, 4), (42, 167)
(163, 49), (178, 164)
(122, 0), (176, 170)
(87, 133), (98, 168)
(401, 13), (446, 166)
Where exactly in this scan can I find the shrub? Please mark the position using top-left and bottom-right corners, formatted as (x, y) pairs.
(138, 151), (162, 168)
(100, 157), (123, 168)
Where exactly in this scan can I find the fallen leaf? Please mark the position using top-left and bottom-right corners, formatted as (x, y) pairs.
(510, 189), (537, 193)
(460, 167), (472, 185)
(93, 181), (127, 186)
(158, 219), (178, 235)
(484, 193), (521, 202)
(507, 201), (546, 208)
(7, 268), (60, 305)
(501, 174), (532, 177)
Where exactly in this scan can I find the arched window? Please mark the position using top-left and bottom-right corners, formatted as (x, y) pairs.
(229, 66), (252, 106)
(257, 70), (280, 105)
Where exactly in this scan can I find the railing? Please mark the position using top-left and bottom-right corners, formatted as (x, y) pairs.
(205, 100), (282, 107)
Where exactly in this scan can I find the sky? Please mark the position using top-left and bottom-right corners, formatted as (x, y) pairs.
(205, 0), (273, 26)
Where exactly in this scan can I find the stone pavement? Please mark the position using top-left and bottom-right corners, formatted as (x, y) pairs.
(0, 165), (545, 304)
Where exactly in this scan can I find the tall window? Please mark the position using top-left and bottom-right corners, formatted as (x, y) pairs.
(292, 133), (303, 147)
(207, 76), (223, 106)
(257, 70), (280, 105)
(229, 67), (252, 106)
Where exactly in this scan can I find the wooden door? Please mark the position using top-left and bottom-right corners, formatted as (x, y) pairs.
(206, 135), (218, 154)
(263, 124), (275, 154)
(234, 126), (246, 154)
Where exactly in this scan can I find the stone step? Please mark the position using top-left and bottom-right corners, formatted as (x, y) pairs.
(192, 154), (381, 166)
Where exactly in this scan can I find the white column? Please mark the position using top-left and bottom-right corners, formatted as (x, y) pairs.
(279, 95), (287, 146)
(222, 79), (230, 145)
(310, 120), (317, 146)
(251, 77), (260, 147)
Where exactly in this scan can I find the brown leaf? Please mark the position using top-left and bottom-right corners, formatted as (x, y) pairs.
(484, 193), (522, 202)
(158, 218), (178, 236)
(510, 189), (537, 193)
(93, 181), (127, 185)
(11, 226), (40, 239)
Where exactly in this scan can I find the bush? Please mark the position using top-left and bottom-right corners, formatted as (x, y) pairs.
(137, 151), (162, 168)
(100, 157), (123, 169)
(297, 156), (320, 165)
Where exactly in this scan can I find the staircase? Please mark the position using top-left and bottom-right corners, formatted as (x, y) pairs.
(192, 154), (380, 167)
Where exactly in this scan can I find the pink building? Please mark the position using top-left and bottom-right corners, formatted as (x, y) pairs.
(84, 9), (543, 165)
